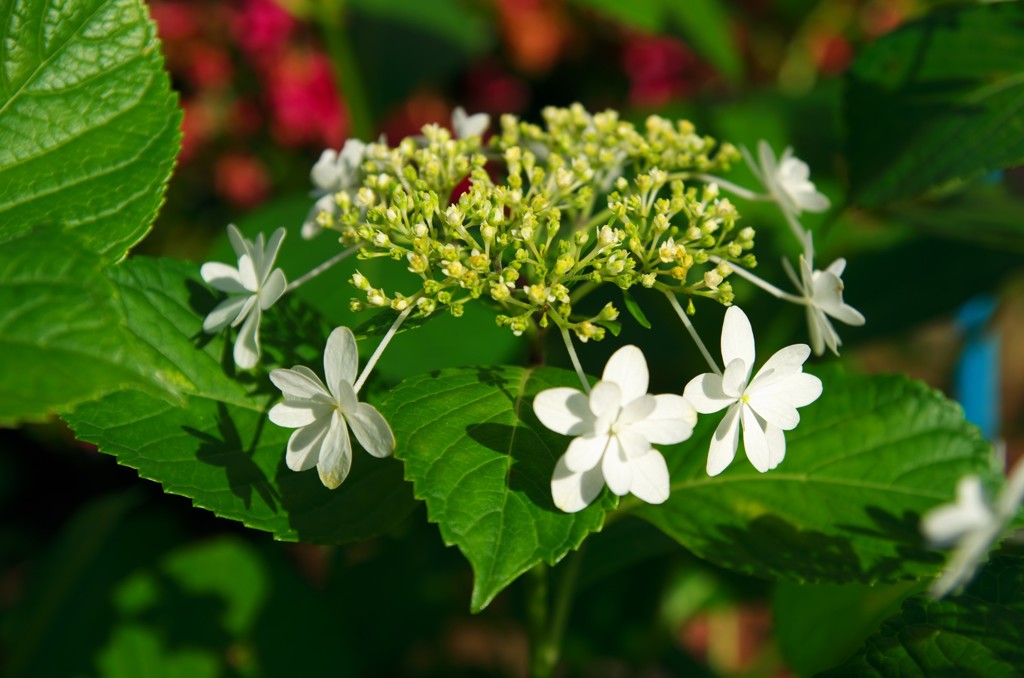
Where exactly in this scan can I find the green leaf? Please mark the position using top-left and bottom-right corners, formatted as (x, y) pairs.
(348, 0), (491, 54)
(774, 580), (920, 676)
(0, 228), (168, 425)
(845, 3), (1024, 206)
(633, 368), (997, 585)
(622, 290), (652, 329)
(823, 555), (1024, 676)
(380, 365), (614, 612)
(63, 257), (417, 544)
(0, 0), (182, 258)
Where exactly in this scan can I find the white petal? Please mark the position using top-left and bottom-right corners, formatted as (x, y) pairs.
(765, 423), (786, 470)
(286, 418), (330, 472)
(683, 373), (735, 414)
(998, 460), (1024, 518)
(251, 233), (265, 278)
(533, 388), (593, 436)
(310, 149), (341, 191)
(339, 138), (366, 179)
(317, 412), (353, 489)
(741, 406), (771, 473)
(203, 296), (248, 334)
(601, 437), (632, 496)
(707, 404), (741, 476)
(325, 326), (359, 395)
(628, 450), (670, 505)
(757, 141), (778, 187)
(237, 254), (259, 292)
(302, 193), (336, 239)
(564, 434), (609, 472)
(233, 304), (262, 369)
(270, 367), (330, 400)
(602, 345), (649, 403)
(452, 107), (490, 139)
(616, 429), (651, 459)
(618, 394), (655, 426)
(227, 223), (251, 261)
(758, 371), (823, 410)
(826, 258), (847, 277)
(589, 381), (622, 419)
(721, 358), (749, 398)
(261, 228), (287, 279)
(721, 306), (755, 374)
(626, 394), (696, 445)
(259, 268), (287, 310)
(807, 306), (826, 356)
(332, 379), (359, 413)
(347, 402), (395, 458)
(551, 455), (605, 513)
(747, 344), (810, 392)
(745, 390), (800, 430)
(796, 190), (830, 213)
(269, 399), (331, 428)
(922, 476), (993, 547)
(201, 262), (247, 294)
(230, 295), (258, 328)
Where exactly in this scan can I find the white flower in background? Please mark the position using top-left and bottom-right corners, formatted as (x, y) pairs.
(784, 255), (865, 356)
(201, 224), (287, 369)
(269, 326), (395, 489)
(684, 306), (822, 476)
(745, 140), (830, 216)
(302, 138), (367, 239)
(451, 106), (490, 139)
(534, 345), (697, 513)
(922, 459), (1024, 598)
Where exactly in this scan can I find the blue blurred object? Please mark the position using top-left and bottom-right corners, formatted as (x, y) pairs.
(955, 295), (1001, 440)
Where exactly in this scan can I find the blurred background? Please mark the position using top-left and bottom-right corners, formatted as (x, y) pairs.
(3, 0), (1023, 675)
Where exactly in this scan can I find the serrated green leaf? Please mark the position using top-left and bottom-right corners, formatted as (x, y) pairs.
(622, 290), (652, 329)
(380, 366), (614, 612)
(823, 555), (1024, 676)
(632, 368), (996, 584)
(62, 257), (417, 543)
(0, 228), (169, 425)
(0, 0), (181, 258)
(845, 3), (1024, 206)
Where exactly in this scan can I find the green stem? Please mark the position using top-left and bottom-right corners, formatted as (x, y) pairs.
(314, 1), (373, 141)
(528, 548), (586, 677)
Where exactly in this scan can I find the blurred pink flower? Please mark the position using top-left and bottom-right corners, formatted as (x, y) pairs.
(232, 0), (296, 62)
(150, 1), (199, 41)
(266, 50), (346, 148)
(215, 152), (272, 208)
(623, 35), (701, 107)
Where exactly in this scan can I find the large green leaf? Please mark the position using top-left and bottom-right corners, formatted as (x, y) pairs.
(0, 0), (181, 258)
(845, 3), (1024, 207)
(632, 369), (997, 585)
(0, 228), (168, 425)
(823, 555), (1024, 676)
(380, 366), (614, 612)
(63, 257), (417, 544)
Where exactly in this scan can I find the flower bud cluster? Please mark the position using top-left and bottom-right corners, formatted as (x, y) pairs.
(307, 104), (755, 341)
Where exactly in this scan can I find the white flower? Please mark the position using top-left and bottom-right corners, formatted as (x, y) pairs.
(302, 138), (366, 239)
(922, 459), (1024, 597)
(533, 345), (697, 513)
(784, 255), (865, 356)
(201, 224), (287, 369)
(268, 326), (395, 489)
(745, 140), (829, 216)
(684, 306), (823, 476)
(451, 106), (490, 139)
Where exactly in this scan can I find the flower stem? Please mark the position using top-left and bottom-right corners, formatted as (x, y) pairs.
(560, 327), (591, 393)
(709, 255), (806, 305)
(286, 245), (361, 292)
(782, 208), (814, 259)
(529, 548), (585, 678)
(691, 173), (772, 202)
(353, 303), (414, 394)
(664, 291), (722, 375)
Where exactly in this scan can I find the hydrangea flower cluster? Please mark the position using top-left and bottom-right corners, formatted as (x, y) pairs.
(200, 105), (867, 519)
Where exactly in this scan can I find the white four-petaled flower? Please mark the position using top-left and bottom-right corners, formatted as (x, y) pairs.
(201, 224), (287, 369)
(745, 140), (829, 216)
(785, 255), (865, 356)
(921, 460), (1024, 597)
(302, 138), (367, 239)
(451, 106), (490, 140)
(269, 327), (395, 489)
(534, 345), (697, 513)
(684, 306), (822, 476)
